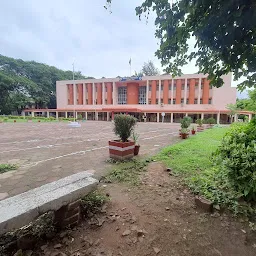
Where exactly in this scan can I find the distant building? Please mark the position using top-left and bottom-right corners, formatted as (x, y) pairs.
(24, 73), (253, 123)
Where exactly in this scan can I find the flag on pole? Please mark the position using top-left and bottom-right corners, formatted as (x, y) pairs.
(129, 58), (131, 66)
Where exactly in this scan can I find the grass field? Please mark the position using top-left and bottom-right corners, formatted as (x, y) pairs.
(154, 127), (252, 214)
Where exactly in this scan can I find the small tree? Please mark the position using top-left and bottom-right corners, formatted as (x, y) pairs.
(196, 119), (203, 127)
(114, 114), (137, 142)
(207, 117), (216, 125)
(181, 116), (192, 129)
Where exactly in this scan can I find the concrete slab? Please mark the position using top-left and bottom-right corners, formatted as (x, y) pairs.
(0, 170), (98, 235)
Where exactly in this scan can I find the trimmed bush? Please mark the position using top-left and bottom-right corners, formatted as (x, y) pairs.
(113, 114), (137, 142)
(214, 120), (256, 201)
(207, 117), (216, 125)
(180, 116), (192, 129)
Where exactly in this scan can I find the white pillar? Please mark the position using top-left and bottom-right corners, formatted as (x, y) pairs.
(171, 113), (173, 123)
(46, 111), (50, 118)
(234, 113), (238, 122)
(146, 80), (149, 105)
(184, 78), (188, 105)
(185, 113), (188, 117)
(201, 113), (204, 120)
(249, 114), (252, 122)
(107, 112), (110, 121)
(92, 83), (95, 105)
(31, 112), (35, 117)
(113, 82), (116, 105)
(171, 79), (174, 104)
(85, 112), (88, 120)
(157, 112), (160, 122)
(65, 112), (68, 118)
(102, 82), (105, 105)
(56, 112), (59, 119)
(158, 80), (161, 105)
(217, 112), (220, 124)
(83, 83), (86, 105)
(95, 112), (98, 121)
(198, 78), (202, 104)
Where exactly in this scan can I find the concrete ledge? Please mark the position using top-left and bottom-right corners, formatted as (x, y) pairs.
(0, 171), (98, 235)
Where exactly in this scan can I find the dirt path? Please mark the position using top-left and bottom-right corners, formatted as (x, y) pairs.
(37, 162), (255, 256)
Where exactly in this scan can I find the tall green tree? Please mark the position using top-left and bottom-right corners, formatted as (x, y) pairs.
(0, 55), (94, 114)
(141, 60), (160, 76)
(106, 0), (256, 90)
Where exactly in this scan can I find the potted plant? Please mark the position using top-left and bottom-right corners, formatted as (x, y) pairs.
(207, 117), (216, 127)
(196, 119), (204, 131)
(14, 120), (16, 123)
(191, 125), (196, 135)
(180, 128), (189, 139)
(179, 116), (192, 136)
(109, 114), (137, 160)
(132, 132), (140, 156)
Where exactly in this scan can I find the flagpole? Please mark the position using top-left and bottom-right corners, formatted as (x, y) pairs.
(72, 62), (75, 122)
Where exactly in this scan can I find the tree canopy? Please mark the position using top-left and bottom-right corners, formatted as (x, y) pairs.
(0, 55), (93, 114)
(236, 89), (256, 112)
(107, 0), (256, 91)
(141, 60), (160, 76)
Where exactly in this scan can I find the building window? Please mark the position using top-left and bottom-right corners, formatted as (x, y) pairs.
(194, 99), (198, 104)
(181, 98), (184, 104)
(86, 99), (88, 104)
(105, 99), (107, 104)
(195, 83), (198, 88)
(173, 85), (176, 90)
(95, 86), (97, 93)
(169, 84), (172, 90)
(173, 99), (176, 104)
(148, 99), (151, 105)
(118, 87), (127, 104)
(156, 85), (159, 91)
(200, 99), (203, 104)
(161, 99), (163, 104)
(139, 86), (147, 105)
(201, 84), (204, 90)
(186, 99), (189, 104)
(149, 85), (151, 91)
(161, 85), (163, 91)
(187, 84), (190, 90)
(156, 99), (159, 105)
(208, 98), (212, 104)
(168, 99), (171, 104)
(182, 85), (185, 90)
(105, 86), (107, 92)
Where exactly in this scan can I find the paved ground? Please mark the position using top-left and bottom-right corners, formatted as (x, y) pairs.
(0, 121), (180, 200)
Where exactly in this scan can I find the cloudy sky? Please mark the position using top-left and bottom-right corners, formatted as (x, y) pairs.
(0, 0), (248, 97)
(0, 0), (200, 78)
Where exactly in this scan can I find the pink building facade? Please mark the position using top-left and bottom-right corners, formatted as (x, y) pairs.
(25, 73), (253, 123)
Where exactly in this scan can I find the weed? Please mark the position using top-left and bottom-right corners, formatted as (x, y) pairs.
(0, 164), (17, 174)
(105, 159), (149, 185)
(81, 190), (109, 215)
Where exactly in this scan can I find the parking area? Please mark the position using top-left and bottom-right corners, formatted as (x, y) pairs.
(0, 121), (180, 199)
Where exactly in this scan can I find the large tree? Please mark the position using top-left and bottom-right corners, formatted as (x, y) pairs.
(107, 0), (256, 90)
(0, 55), (94, 114)
(141, 60), (160, 76)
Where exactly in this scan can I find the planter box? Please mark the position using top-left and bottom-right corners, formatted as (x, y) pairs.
(109, 140), (135, 160)
(197, 127), (204, 132)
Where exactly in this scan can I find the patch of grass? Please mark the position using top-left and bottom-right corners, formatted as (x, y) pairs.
(0, 164), (17, 174)
(154, 127), (254, 215)
(105, 158), (149, 185)
(81, 190), (109, 215)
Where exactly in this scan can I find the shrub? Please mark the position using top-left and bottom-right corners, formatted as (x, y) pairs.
(180, 116), (192, 129)
(58, 117), (64, 121)
(77, 114), (83, 120)
(207, 117), (216, 125)
(196, 119), (203, 127)
(214, 120), (256, 201)
(113, 114), (137, 142)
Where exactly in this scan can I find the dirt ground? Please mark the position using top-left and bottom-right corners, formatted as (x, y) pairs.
(0, 121), (180, 199)
(35, 162), (256, 256)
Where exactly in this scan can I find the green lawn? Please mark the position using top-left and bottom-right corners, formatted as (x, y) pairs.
(155, 127), (229, 175)
(154, 127), (251, 215)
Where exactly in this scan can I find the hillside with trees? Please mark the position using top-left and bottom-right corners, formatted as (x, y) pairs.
(0, 55), (94, 114)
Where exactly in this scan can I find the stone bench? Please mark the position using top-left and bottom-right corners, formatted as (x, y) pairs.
(0, 171), (98, 235)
